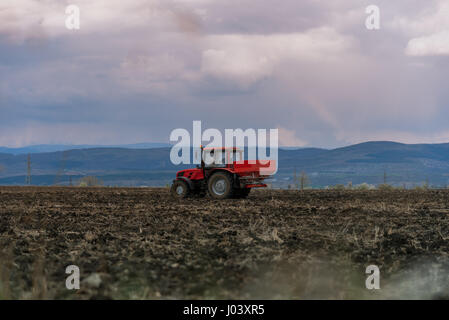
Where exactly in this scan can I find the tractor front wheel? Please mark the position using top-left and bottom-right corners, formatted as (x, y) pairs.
(170, 180), (190, 199)
(208, 172), (234, 199)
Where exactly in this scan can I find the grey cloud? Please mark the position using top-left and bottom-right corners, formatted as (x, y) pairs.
(1, 0), (449, 148)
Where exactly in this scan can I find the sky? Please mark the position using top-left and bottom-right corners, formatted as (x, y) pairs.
(0, 0), (449, 148)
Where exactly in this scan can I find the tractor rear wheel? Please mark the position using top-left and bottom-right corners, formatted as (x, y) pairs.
(170, 180), (190, 199)
(208, 172), (234, 199)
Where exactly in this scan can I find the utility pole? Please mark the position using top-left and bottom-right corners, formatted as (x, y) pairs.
(300, 171), (309, 191)
(293, 167), (298, 189)
(26, 153), (31, 185)
(54, 150), (69, 185)
(383, 169), (387, 185)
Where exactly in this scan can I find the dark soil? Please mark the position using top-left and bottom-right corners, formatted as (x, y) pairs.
(1, 187), (449, 299)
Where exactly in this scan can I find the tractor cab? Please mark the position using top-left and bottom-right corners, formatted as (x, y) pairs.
(202, 147), (243, 168)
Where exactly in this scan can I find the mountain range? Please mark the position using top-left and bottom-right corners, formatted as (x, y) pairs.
(0, 143), (172, 155)
(1, 141), (449, 188)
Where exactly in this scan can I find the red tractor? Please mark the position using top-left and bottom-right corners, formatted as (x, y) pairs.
(170, 147), (275, 199)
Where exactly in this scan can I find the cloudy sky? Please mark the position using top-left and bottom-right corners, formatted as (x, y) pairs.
(0, 0), (448, 148)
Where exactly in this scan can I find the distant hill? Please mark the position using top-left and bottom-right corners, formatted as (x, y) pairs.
(1, 141), (449, 188)
(0, 143), (172, 155)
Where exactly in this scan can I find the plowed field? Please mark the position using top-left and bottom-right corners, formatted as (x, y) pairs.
(1, 187), (449, 299)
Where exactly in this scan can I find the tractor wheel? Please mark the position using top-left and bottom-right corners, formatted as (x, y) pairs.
(234, 188), (251, 199)
(207, 172), (234, 199)
(170, 180), (190, 199)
